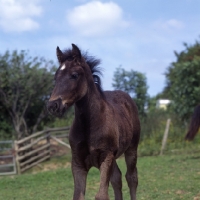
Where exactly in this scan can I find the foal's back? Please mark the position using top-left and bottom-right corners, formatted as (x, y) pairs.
(104, 90), (138, 116)
(103, 90), (140, 158)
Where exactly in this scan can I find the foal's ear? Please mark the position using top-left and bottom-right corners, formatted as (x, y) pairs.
(56, 46), (64, 64)
(72, 43), (81, 61)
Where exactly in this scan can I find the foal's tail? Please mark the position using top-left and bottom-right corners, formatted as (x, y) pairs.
(185, 104), (200, 140)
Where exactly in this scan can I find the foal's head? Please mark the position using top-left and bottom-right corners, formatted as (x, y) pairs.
(47, 44), (102, 117)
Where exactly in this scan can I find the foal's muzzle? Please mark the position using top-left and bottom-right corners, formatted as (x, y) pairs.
(47, 98), (66, 117)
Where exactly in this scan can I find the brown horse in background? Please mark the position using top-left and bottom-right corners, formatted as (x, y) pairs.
(47, 44), (140, 200)
(185, 104), (200, 140)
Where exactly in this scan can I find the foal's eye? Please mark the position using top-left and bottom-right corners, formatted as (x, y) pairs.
(71, 72), (79, 79)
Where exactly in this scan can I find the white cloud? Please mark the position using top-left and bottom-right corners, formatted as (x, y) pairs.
(0, 0), (42, 32)
(66, 1), (129, 37)
(163, 19), (184, 30)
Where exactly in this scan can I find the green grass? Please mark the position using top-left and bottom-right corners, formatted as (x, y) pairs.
(0, 150), (200, 200)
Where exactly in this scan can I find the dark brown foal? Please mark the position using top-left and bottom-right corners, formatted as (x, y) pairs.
(47, 44), (140, 200)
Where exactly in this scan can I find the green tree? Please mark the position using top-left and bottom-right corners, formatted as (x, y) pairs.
(112, 67), (149, 117)
(0, 104), (12, 139)
(164, 40), (200, 121)
(0, 50), (56, 139)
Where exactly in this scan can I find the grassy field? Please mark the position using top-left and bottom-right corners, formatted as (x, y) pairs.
(0, 149), (200, 200)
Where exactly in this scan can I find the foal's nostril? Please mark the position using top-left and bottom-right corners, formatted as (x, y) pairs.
(48, 99), (61, 113)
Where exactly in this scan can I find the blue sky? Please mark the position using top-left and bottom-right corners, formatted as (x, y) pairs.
(0, 0), (200, 96)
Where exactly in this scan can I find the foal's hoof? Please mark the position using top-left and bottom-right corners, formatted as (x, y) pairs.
(95, 193), (109, 200)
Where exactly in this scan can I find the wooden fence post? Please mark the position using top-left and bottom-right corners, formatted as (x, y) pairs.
(160, 118), (171, 155)
(14, 141), (21, 174)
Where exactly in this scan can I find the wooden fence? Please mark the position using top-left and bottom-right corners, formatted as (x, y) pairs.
(14, 127), (70, 174)
(0, 141), (17, 175)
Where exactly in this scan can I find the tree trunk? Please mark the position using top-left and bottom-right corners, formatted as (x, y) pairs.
(32, 107), (47, 133)
(12, 116), (29, 140)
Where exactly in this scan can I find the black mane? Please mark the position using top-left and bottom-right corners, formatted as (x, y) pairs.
(62, 48), (104, 94)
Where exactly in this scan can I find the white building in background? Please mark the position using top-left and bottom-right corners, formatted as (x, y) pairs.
(156, 99), (171, 110)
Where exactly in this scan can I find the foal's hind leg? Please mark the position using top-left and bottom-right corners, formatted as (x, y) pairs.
(110, 160), (123, 200)
(124, 147), (138, 200)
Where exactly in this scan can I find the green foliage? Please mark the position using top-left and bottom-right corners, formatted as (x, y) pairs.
(112, 67), (149, 117)
(0, 50), (56, 139)
(138, 106), (200, 156)
(164, 40), (200, 121)
(140, 109), (169, 140)
(0, 104), (12, 139)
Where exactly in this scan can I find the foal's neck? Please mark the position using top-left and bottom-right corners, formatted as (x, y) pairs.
(75, 85), (105, 119)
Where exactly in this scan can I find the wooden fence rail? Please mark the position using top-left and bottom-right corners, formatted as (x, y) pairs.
(0, 141), (17, 176)
(15, 126), (70, 174)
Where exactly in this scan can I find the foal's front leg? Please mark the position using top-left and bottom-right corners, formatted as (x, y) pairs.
(71, 158), (88, 200)
(95, 152), (114, 200)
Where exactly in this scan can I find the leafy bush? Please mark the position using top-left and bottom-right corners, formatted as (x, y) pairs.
(138, 108), (200, 156)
